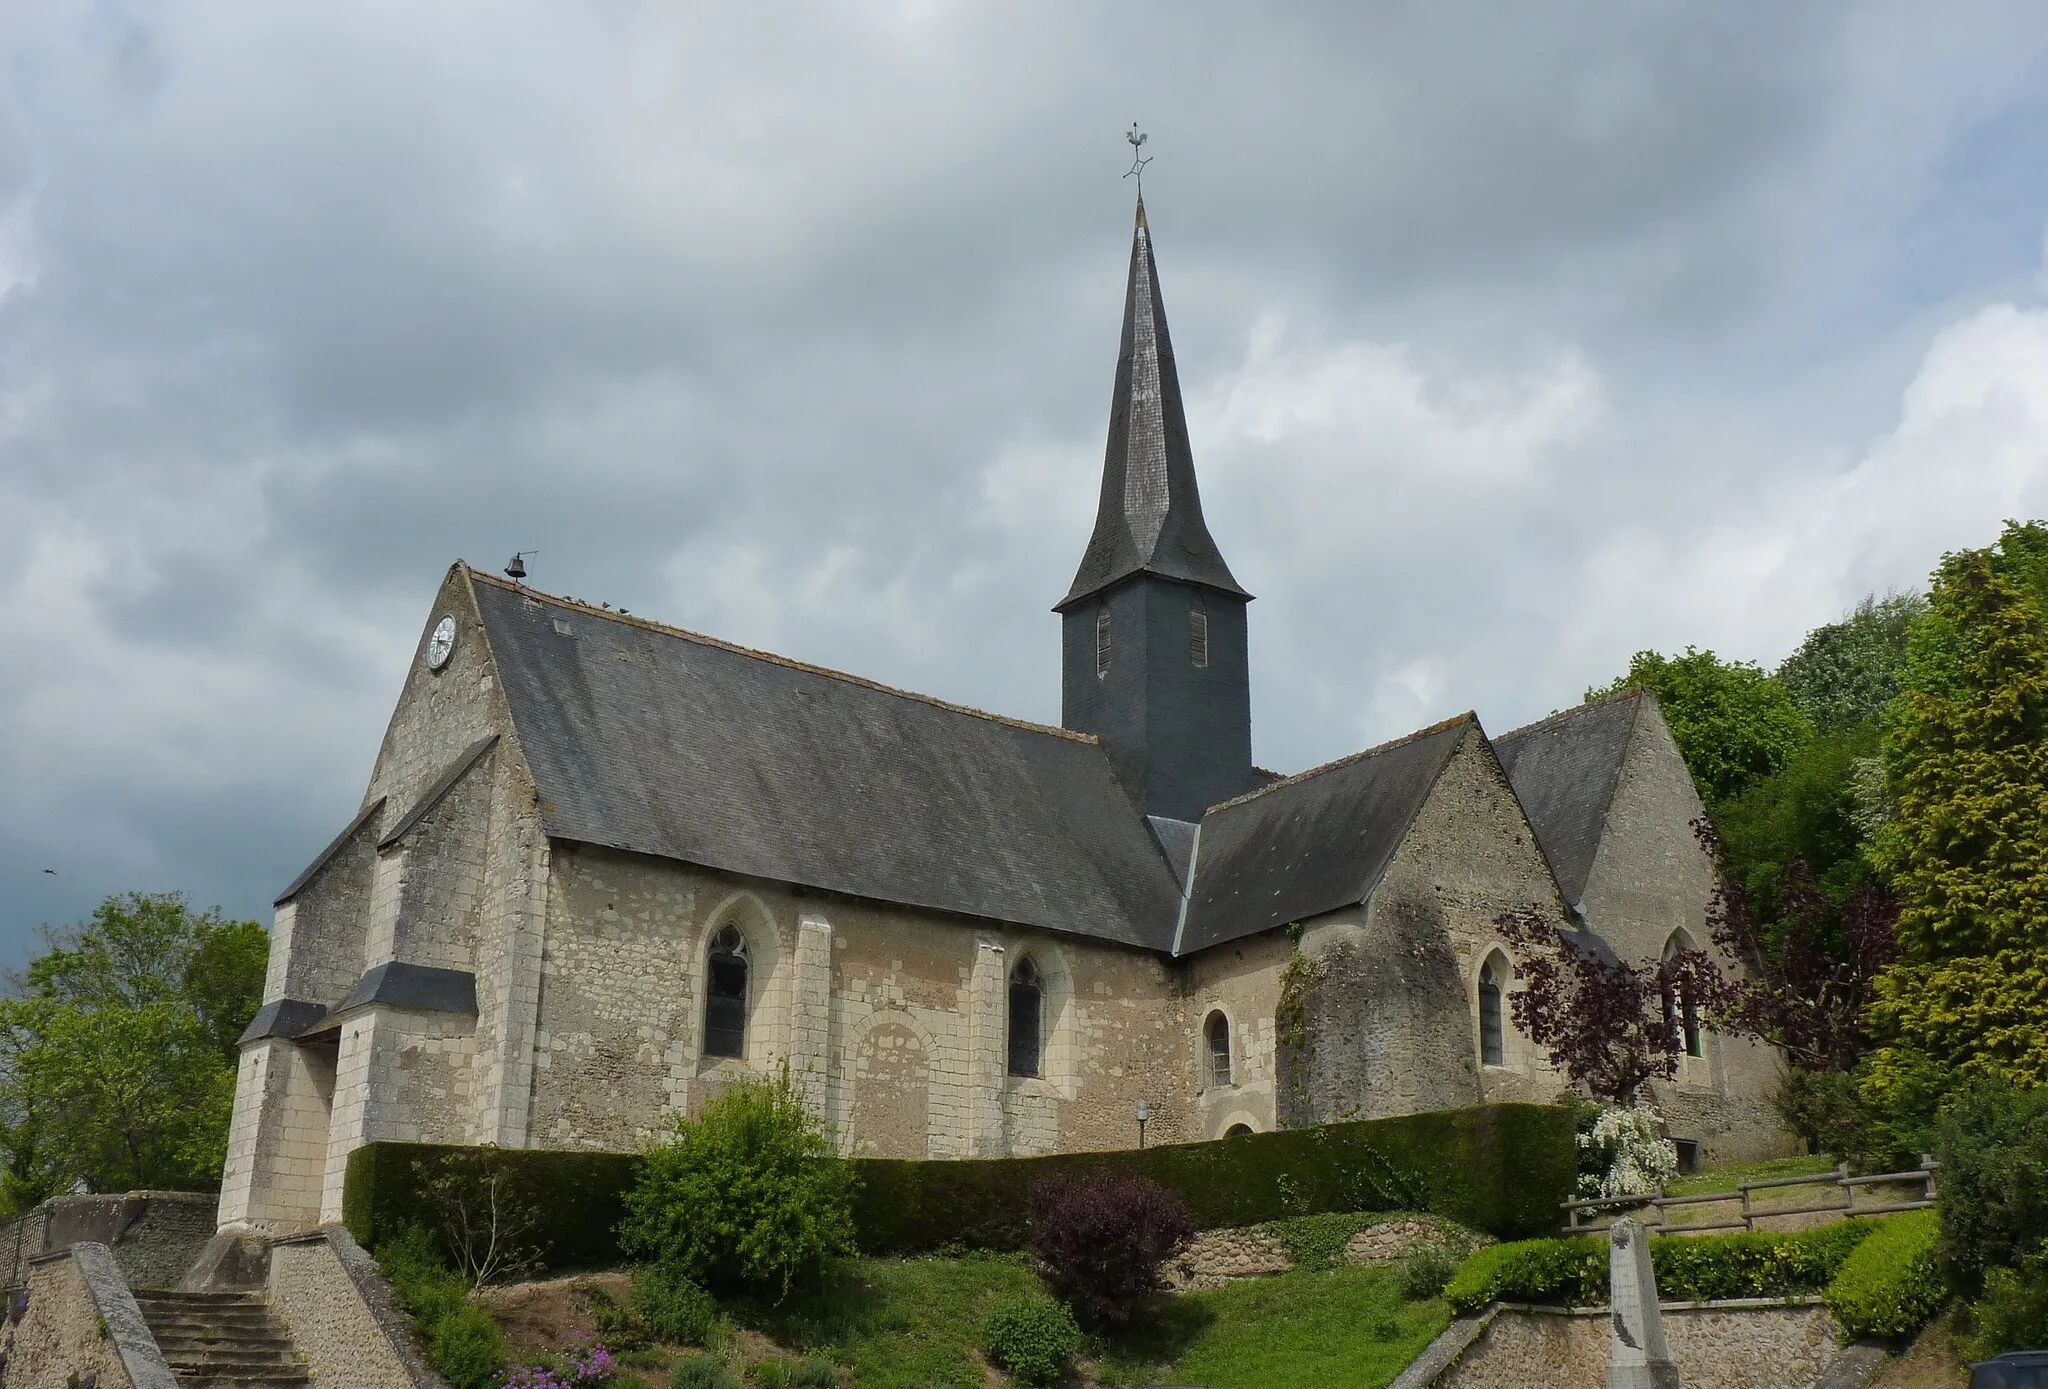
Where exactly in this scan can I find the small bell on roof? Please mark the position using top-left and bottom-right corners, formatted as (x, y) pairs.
(505, 552), (532, 581)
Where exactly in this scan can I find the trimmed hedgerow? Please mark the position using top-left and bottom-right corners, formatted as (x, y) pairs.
(346, 1141), (639, 1271)
(343, 1102), (1576, 1265)
(1445, 1236), (1605, 1313)
(1445, 1220), (1885, 1315)
(1653, 1221), (1876, 1301)
(1824, 1209), (1947, 1341)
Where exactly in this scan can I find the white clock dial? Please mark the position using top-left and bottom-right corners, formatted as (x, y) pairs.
(425, 615), (457, 670)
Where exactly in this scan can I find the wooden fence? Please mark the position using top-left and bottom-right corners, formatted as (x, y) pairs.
(1561, 1162), (1939, 1236)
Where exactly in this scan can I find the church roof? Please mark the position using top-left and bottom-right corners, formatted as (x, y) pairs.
(468, 570), (1187, 950)
(1174, 714), (1475, 954)
(1491, 691), (1646, 907)
(1057, 198), (1249, 611)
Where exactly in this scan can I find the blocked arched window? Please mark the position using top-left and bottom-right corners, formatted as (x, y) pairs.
(703, 925), (749, 1059)
(1008, 958), (1043, 1078)
(1479, 953), (1507, 1067)
(1205, 1010), (1231, 1087)
(1224, 1123), (1254, 1138)
(1663, 932), (1704, 1059)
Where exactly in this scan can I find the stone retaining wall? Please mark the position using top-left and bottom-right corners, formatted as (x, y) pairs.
(1163, 1215), (1484, 1290)
(1403, 1299), (1846, 1389)
(0, 1193), (217, 1293)
(267, 1227), (446, 1389)
(2, 1243), (178, 1389)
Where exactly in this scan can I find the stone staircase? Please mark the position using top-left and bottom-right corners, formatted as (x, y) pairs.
(130, 1289), (312, 1388)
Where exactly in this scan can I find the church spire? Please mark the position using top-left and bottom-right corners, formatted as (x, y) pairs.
(1057, 197), (1249, 612)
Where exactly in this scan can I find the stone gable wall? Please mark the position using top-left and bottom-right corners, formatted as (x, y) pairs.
(1585, 700), (1790, 1163)
(1281, 727), (1569, 1126)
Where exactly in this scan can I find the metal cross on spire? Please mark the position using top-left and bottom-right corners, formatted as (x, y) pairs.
(1124, 123), (1152, 191)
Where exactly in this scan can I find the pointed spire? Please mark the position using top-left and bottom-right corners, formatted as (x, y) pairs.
(1057, 197), (1249, 611)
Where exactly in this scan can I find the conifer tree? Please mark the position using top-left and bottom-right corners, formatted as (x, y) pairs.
(1866, 523), (2048, 1091)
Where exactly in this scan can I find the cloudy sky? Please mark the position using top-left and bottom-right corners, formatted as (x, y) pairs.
(4, 3), (2048, 960)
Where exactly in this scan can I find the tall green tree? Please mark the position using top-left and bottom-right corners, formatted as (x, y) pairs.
(1777, 594), (1926, 735)
(0, 892), (268, 1208)
(1866, 522), (2048, 1094)
(1588, 647), (1813, 802)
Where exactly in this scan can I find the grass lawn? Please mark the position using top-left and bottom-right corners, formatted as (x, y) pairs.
(732, 1251), (1045, 1388)
(1664, 1154), (1836, 1197)
(1097, 1264), (1451, 1389)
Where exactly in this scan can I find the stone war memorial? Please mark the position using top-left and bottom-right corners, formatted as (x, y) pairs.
(216, 195), (1790, 1239)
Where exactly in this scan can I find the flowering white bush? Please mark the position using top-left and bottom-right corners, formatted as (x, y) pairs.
(1577, 1105), (1679, 1199)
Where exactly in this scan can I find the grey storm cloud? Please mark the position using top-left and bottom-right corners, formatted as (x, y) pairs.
(5, 2), (2048, 957)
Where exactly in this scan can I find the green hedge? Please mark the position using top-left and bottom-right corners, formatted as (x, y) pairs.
(344, 1102), (1574, 1266)
(1445, 1220), (1884, 1315)
(1824, 1209), (1947, 1341)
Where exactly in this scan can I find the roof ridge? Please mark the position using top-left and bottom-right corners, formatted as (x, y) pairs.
(1203, 711), (1478, 815)
(1495, 687), (1645, 743)
(464, 565), (1097, 745)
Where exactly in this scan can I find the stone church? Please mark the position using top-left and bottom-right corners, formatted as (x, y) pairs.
(218, 200), (1786, 1236)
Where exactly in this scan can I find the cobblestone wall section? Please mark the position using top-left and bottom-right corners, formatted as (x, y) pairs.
(267, 1228), (446, 1389)
(1428, 1301), (1844, 1389)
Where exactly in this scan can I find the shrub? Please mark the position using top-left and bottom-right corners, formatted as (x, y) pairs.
(747, 1359), (840, 1388)
(1933, 1079), (2048, 1296)
(1028, 1171), (1195, 1328)
(1444, 1222), (1878, 1314)
(1577, 1107), (1678, 1199)
(1824, 1210), (1947, 1341)
(981, 1295), (1082, 1387)
(1652, 1221), (1875, 1301)
(1963, 1252), (2048, 1361)
(669, 1358), (741, 1389)
(1444, 1237), (1605, 1314)
(372, 1223), (507, 1389)
(584, 1285), (648, 1354)
(630, 1263), (721, 1347)
(617, 1067), (855, 1300)
(1268, 1212), (1377, 1272)
(1401, 1245), (1460, 1301)
(415, 1146), (549, 1288)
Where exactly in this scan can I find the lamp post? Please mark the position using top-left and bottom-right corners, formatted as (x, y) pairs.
(1137, 1099), (1150, 1149)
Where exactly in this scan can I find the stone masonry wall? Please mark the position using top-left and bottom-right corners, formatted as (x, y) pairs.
(1283, 727), (1568, 1125)
(1584, 699), (1791, 1163)
(531, 848), (1201, 1158)
(1181, 928), (1289, 1138)
(5, 1253), (134, 1389)
(1432, 1301), (1842, 1389)
(267, 1229), (444, 1389)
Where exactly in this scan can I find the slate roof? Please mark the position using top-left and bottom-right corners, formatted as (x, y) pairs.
(1058, 198), (1248, 611)
(469, 572), (1186, 951)
(1175, 715), (1476, 954)
(1491, 691), (1646, 907)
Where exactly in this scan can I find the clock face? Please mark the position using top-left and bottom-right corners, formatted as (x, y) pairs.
(425, 615), (457, 671)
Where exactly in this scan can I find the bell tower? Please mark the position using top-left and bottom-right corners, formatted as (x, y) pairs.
(1057, 198), (1256, 822)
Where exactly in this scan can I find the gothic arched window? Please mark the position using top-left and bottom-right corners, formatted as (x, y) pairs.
(1479, 953), (1506, 1067)
(703, 925), (749, 1059)
(1008, 958), (1043, 1078)
(1663, 933), (1704, 1059)
(1205, 1010), (1231, 1087)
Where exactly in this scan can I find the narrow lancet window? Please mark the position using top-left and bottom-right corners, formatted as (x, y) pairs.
(1479, 954), (1506, 1066)
(1190, 606), (1209, 667)
(1008, 958), (1043, 1077)
(1095, 608), (1112, 678)
(1205, 1010), (1231, 1086)
(1664, 934), (1704, 1058)
(703, 924), (749, 1059)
